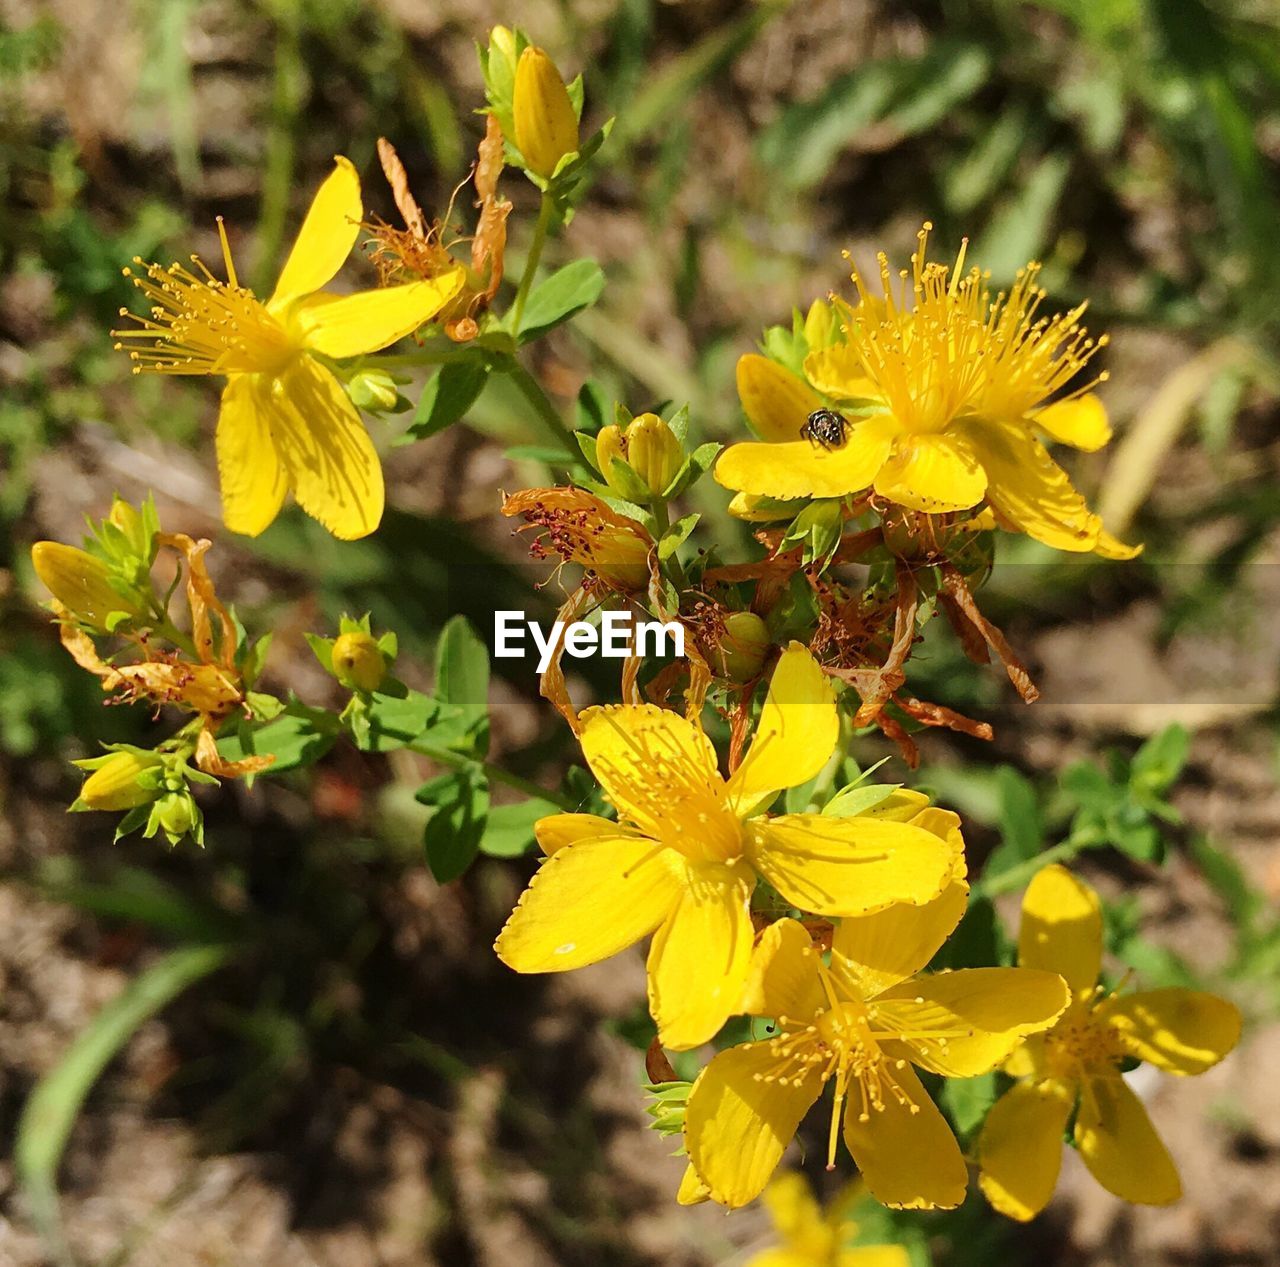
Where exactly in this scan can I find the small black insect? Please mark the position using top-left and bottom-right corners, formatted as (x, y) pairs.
(800, 408), (848, 450)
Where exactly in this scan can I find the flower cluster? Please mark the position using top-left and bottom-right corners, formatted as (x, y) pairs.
(31, 21), (1245, 1250)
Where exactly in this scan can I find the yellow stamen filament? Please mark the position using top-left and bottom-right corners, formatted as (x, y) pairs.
(840, 222), (1107, 434)
(112, 234), (298, 378)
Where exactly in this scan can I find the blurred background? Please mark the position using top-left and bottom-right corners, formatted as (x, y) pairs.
(2, 0), (1279, 1263)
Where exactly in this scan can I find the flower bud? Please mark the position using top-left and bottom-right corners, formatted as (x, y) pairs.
(346, 368), (400, 412)
(31, 542), (139, 631)
(513, 46), (579, 178)
(488, 25), (517, 73)
(332, 631), (386, 692)
(153, 792), (196, 839)
(714, 612), (770, 682)
(595, 424), (626, 486)
(626, 413), (682, 498)
(79, 750), (163, 812)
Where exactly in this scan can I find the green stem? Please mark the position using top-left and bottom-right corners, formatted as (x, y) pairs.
(410, 741), (576, 811)
(972, 833), (1100, 899)
(503, 358), (583, 465)
(511, 191), (555, 335)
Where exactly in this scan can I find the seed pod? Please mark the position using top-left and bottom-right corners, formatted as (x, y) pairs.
(715, 612), (770, 682)
(332, 631), (386, 692)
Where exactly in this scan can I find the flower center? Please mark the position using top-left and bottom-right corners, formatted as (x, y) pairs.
(113, 220), (300, 378)
(1042, 1000), (1125, 1080)
(839, 223), (1106, 435)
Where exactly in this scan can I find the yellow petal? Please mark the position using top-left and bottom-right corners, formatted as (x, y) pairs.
(1074, 1073), (1182, 1205)
(747, 1252), (812, 1267)
(977, 1078), (1075, 1221)
(1018, 864), (1102, 996)
(747, 816), (953, 917)
(648, 860), (756, 1049)
(736, 353), (824, 442)
(761, 1170), (825, 1246)
(727, 643), (837, 812)
(962, 417), (1102, 553)
(513, 46), (580, 179)
(726, 491), (804, 522)
(1094, 528), (1142, 560)
(677, 1163), (711, 1206)
(494, 835), (682, 972)
(838, 1249), (913, 1267)
(270, 156), (361, 306)
(859, 788), (931, 823)
(215, 374), (288, 537)
(741, 918), (826, 1023)
(874, 967), (1070, 1077)
(297, 273), (465, 359)
(1097, 988), (1241, 1074)
(265, 357), (384, 540)
(1032, 392), (1112, 451)
(714, 416), (899, 500)
(804, 345), (881, 402)
(872, 432), (987, 513)
(842, 1061), (968, 1210)
(533, 812), (635, 856)
(830, 882), (969, 999)
(684, 1041), (823, 1209)
(577, 704), (736, 852)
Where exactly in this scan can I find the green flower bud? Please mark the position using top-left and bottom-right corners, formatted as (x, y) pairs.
(153, 792), (196, 839)
(332, 631), (386, 692)
(347, 368), (400, 412)
(714, 612), (770, 682)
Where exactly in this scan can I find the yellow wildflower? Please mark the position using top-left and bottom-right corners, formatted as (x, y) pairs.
(495, 645), (959, 1050)
(76, 749), (164, 812)
(114, 157), (464, 540)
(744, 1172), (910, 1267)
(718, 225), (1138, 558)
(53, 531), (271, 780)
(682, 857), (1070, 1209)
(978, 865), (1241, 1220)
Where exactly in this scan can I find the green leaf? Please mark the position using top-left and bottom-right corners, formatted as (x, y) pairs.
(419, 766), (490, 883)
(822, 782), (900, 818)
(481, 798), (560, 858)
(662, 441), (721, 498)
(16, 945), (232, 1253)
(658, 513), (700, 561)
(972, 151), (1071, 282)
(433, 616), (490, 755)
(218, 704), (337, 775)
(939, 1071), (998, 1142)
(516, 260), (605, 340)
(407, 356), (489, 440)
(982, 766), (1043, 879)
(357, 689), (442, 753)
(1130, 724), (1190, 795)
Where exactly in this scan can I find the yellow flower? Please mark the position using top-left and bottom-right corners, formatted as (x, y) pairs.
(513, 46), (579, 178)
(502, 486), (654, 592)
(718, 225), (1138, 558)
(683, 865), (1070, 1210)
(978, 865), (1241, 1220)
(114, 157), (464, 540)
(744, 1172), (910, 1267)
(495, 645), (959, 1050)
